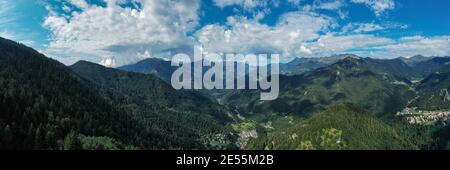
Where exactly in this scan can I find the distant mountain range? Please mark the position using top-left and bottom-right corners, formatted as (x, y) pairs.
(119, 58), (175, 83)
(399, 55), (430, 66)
(1, 36), (450, 150)
(280, 54), (358, 75)
(221, 57), (415, 118)
(120, 53), (450, 82)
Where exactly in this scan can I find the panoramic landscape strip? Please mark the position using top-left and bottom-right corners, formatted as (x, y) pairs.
(0, 0), (449, 156)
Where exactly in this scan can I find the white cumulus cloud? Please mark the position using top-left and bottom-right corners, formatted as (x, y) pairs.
(342, 23), (385, 33)
(213, 0), (270, 10)
(374, 36), (450, 58)
(350, 0), (395, 16)
(196, 12), (335, 58)
(43, 0), (200, 66)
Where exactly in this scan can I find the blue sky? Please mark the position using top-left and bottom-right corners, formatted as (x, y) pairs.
(1, 0), (449, 67)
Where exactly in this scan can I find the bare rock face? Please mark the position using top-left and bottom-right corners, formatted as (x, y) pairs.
(441, 89), (450, 102)
(237, 130), (258, 149)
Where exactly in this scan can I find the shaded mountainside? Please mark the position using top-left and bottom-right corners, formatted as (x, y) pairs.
(0, 37), (148, 149)
(222, 57), (415, 119)
(413, 57), (450, 76)
(280, 54), (358, 75)
(246, 104), (422, 150)
(70, 61), (236, 149)
(0, 37), (235, 150)
(410, 63), (450, 110)
(280, 58), (327, 75)
(399, 55), (430, 67)
(71, 60), (231, 122)
(364, 58), (421, 80)
(118, 58), (175, 83)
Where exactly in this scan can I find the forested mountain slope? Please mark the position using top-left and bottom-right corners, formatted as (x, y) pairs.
(0, 37), (235, 150)
(0, 37), (149, 149)
(70, 61), (236, 149)
(222, 57), (415, 118)
(246, 104), (423, 150)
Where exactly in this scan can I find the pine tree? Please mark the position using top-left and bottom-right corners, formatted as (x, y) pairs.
(34, 127), (42, 150)
(23, 124), (35, 149)
(44, 130), (55, 149)
(0, 125), (3, 149)
(2, 125), (13, 148)
(63, 130), (79, 150)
